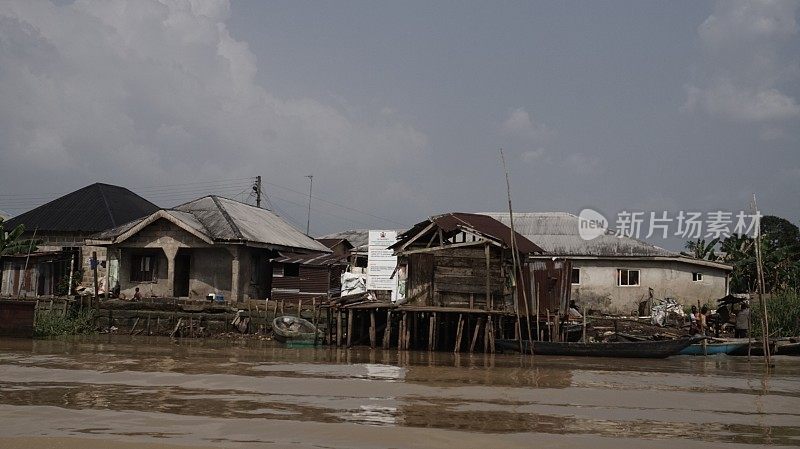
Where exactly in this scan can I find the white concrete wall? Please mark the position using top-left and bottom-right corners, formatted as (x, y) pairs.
(568, 259), (728, 315)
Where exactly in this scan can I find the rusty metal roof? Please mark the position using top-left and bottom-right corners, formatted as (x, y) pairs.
(393, 212), (544, 254)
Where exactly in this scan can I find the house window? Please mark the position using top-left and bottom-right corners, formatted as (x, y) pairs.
(130, 255), (157, 282)
(692, 272), (703, 282)
(571, 268), (581, 285)
(284, 263), (300, 277)
(617, 269), (640, 286)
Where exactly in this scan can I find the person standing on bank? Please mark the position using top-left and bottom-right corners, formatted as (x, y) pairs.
(735, 303), (750, 338)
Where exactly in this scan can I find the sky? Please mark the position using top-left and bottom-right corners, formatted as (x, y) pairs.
(0, 0), (798, 249)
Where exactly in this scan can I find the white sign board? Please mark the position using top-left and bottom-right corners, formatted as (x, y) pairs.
(366, 230), (398, 292)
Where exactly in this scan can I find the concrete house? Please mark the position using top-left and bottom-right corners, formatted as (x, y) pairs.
(484, 212), (732, 314)
(1, 183), (159, 297)
(87, 196), (330, 302)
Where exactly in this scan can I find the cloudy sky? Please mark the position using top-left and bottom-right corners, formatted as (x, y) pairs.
(0, 0), (798, 248)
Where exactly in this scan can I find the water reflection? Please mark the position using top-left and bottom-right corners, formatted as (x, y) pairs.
(0, 336), (798, 448)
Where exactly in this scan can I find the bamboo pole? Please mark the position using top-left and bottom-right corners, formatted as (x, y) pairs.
(499, 148), (525, 354)
(752, 194), (772, 367)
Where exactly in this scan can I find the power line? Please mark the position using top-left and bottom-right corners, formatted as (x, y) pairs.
(1, 175), (407, 229)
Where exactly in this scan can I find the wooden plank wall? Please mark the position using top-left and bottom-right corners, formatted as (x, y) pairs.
(407, 247), (505, 310)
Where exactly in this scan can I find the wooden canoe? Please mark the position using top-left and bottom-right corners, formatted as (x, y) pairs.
(496, 337), (696, 358)
(272, 316), (318, 344)
(680, 338), (750, 356)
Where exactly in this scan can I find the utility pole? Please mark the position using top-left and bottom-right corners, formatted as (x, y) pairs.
(305, 175), (313, 235)
(254, 176), (262, 208)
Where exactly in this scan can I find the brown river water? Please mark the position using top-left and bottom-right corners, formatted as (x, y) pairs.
(0, 336), (798, 449)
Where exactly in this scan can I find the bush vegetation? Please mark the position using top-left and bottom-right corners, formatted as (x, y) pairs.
(751, 289), (800, 338)
(34, 309), (96, 337)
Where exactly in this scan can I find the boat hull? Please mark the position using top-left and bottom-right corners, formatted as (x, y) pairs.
(680, 339), (749, 356)
(497, 338), (695, 358)
(272, 316), (318, 344)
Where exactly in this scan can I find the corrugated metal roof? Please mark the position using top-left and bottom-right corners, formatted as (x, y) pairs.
(318, 229), (406, 252)
(94, 195), (329, 253)
(5, 183), (159, 233)
(482, 212), (677, 257)
(273, 252), (348, 266)
(316, 238), (353, 250)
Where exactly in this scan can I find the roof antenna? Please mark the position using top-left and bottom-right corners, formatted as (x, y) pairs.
(305, 175), (313, 235)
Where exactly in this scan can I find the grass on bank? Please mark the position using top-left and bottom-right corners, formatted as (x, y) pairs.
(34, 309), (96, 337)
(752, 289), (800, 338)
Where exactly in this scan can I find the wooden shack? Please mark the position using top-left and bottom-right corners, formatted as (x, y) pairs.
(270, 252), (347, 304)
(392, 213), (544, 311)
(323, 213), (548, 353)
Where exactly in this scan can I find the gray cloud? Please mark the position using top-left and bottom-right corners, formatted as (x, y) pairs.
(685, 0), (800, 124)
(0, 0), (430, 233)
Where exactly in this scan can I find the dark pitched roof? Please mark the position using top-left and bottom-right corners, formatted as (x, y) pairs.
(5, 183), (159, 233)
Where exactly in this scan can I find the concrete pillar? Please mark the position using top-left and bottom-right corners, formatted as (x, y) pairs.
(229, 246), (241, 302)
(164, 246), (178, 297)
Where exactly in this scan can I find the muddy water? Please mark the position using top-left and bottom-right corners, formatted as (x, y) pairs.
(0, 336), (798, 449)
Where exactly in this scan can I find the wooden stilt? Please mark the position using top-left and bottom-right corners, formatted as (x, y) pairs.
(369, 310), (377, 349)
(487, 316), (495, 353)
(398, 313), (406, 350)
(383, 310), (392, 349)
(470, 317), (483, 353)
(454, 314), (464, 353)
(428, 313), (435, 351)
(346, 309), (354, 348)
(336, 309), (343, 347)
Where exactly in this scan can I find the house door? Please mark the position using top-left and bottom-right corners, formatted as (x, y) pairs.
(173, 254), (190, 297)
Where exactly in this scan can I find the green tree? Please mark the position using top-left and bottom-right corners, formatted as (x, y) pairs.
(717, 215), (800, 293)
(0, 217), (34, 256)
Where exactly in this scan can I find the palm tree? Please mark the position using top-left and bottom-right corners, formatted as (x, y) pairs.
(682, 237), (720, 261)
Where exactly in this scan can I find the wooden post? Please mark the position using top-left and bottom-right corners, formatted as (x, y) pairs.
(470, 317), (483, 353)
(383, 310), (392, 349)
(582, 309), (587, 343)
(398, 312), (407, 350)
(92, 251), (99, 305)
(369, 310), (377, 349)
(130, 317), (139, 335)
(454, 314), (464, 353)
(346, 309), (354, 348)
(298, 299), (303, 319)
(484, 316), (494, 353)
(428, 313), (435, 351)
(485, 243), (491, 310)
(336, 309), (343, 347)
(313, 298), (319, 346)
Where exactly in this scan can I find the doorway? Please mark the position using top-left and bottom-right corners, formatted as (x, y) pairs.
(173, 254), (191, 297)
